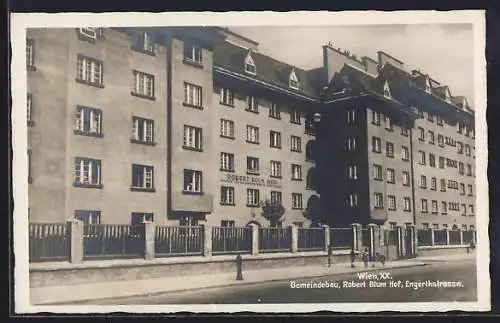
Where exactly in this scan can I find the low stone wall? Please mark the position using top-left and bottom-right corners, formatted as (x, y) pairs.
(417, 245), (470, 257)
(30, 250), (353, 288)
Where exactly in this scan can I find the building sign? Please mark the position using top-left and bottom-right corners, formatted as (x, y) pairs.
(221, 173), (282, 188)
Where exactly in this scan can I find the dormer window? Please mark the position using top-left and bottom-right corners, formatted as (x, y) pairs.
(383, 81), (391, 98)
(244, 52), (256, 75)
(289, 69), (299, 90)
(425, 77), (432, 93)
(184, 42), (203, 65)
(445, 88), (451, 103)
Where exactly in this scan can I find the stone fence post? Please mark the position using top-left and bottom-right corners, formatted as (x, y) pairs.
(351, 223), (362, 251)
(430, 228), (435, 246)
(445, 229), (450, 246)
(143, 221), (156, 260)
(201, 224), (212, 257)
(250, 224), (259, 256)
(291, 225), (298, 253)
(323, 225), (330, 252)
(459, 229), (464, 245)
(67, 219), (84, 264)
(396, 225), (404, 259)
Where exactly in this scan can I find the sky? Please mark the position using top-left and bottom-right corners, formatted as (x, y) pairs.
(230, 24), (474, 108)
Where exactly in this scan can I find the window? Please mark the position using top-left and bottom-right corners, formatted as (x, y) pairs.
(401, 126), (409, 137)
(220, 152), (235, 172)
(467, 164), (472, 176)
(459, 162), (464, 174)
(269, 103), (280, 119)
(431, 177), (437, 191)
(247, 96), (258, 113)
(246, 125), (259, 144)
(431, 200), (438, 214)
(420, 175), (427, 189)
(247, 189), (259, 206)
(293, 221), (304, 228)
(131, 164), (154, 191)
(75, 210), (101, 225)
(183, 169), (202, 193)
(460, 183), (466, 195)
(419, 151), (426, 165)
(464, 144), (471, 156)
(417, 127), (425, 141)
(220, 88), (234, 106)
(371, 110), (381, 125)
(374, 193), (384, 209)
(183, 125), (202, 151)
(289, 70), (299, 89)
(346, 108), (356, 124)
(290, 109), (301, 124)
(220, 119), (235, 139)
(429, 154), (436, 167)
(220, 186), (235, 205)
(461, 204), (467, 216)
(402, 146), (410, 161)
(78, 27), (101, 40)
(139, 32), (154, 53)
(131, 212), (154, 225)
(428, 131), (435, 144)
(247, 157), (259, 175)
(346, 137), (356, 151)
(388, 195), (396, 210)
(347, 193), (358, 208)
(448, 202), (460, 211)
(403, 197), (412, 212)
(348, 165), (358, 180)
(291, 164), (302, 181)
(27, 94), (33, 125)
(422, 223), (430, 230)
(468, 184), (473, 196)
(389, 222), (397, 230)
(221, 220), (235, 227)
(416, 106), (424, 117)
(184, 83), (202, 108)
(384, 116), (393, 131)
(76, 55), (103, 86)
(457, 123), (464, 134)
(373, 164), (383, 180)
(244, 53), (256, 74)
(179, 216), (199, 227)
(270, 191), (282, 205)
(421, 199), (428, 213)
(386, 142), (394, 158)
(433, 223), (439, 230)
(372, 136), (382, 153)
(439, 157), (445, 169)
(442, 224), (448, 230)
(438, 134), (444, 147)
(74, 157), (101, 187)
(73, 106), (103, 137)
(184, 42), (202, 64)
(427, 112), (434, 122)
(440, 179), (446, 192)
(270, 160), (282, 178)
(131, 116), (154, 144)
(270, 131), (282, 148)
(26, 38), (35, 68)
(387, 168), (395, 184)
(446, 158), (457, 168)
(469, 205), (474, 215)
(292, 193), (303, 209)
(133, 70), (155, 98)
(383, 81), (391, 98)
(447, 180), (459, 190)
(437, 116), (444, 126)
(457, 142), (464, 154)
(441, 201), (447, 214)
(461, 224), (468, 231)
(402, 171), (410, 186)
(291, 136), (302, 152)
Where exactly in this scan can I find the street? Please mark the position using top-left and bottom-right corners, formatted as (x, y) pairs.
(75, 258), (477, 304)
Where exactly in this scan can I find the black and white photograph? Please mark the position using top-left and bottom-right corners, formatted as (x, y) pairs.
(11, 10), (490, 313)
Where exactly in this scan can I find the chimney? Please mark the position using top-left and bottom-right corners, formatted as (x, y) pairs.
(377, 51), (404, 70)
(323, 44), (365, 83)
(362, 56), (378, 77)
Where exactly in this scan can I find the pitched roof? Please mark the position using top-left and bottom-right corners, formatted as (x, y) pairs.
(213, 41), (320, 98)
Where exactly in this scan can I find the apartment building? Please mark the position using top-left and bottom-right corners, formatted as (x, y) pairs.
(25, 26), (475, 230)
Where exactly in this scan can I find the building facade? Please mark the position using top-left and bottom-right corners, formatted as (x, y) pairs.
(26, 27), (475, 230)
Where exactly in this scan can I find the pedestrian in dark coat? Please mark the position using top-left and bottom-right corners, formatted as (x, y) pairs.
(350, 248), (356, 268)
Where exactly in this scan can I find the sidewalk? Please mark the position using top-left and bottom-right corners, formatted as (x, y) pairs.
(410, 251), (476, 263)
(31, 260), (426, 305)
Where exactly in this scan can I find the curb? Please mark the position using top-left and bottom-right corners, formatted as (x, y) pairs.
(39, 262), (428, 305)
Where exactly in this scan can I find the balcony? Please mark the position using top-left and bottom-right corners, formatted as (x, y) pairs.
(172, 192), (213, 213)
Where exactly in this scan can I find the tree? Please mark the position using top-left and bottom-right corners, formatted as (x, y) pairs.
(260, 199), (285, 227)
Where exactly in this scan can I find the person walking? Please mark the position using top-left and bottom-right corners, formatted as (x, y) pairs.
(350, 248), (356, 268)
(327, 244), (333, 267)
(363, 248), (369, 268)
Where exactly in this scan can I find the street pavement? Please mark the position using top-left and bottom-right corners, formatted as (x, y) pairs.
(58, 253), (476, 305)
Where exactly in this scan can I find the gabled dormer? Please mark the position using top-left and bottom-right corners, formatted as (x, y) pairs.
(289, 68), (299, 90)
(244, 50), (256, 75)
(425, 76), (432, 93)
(444, 87), (452, 103)
(383, 80), (391, 98)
